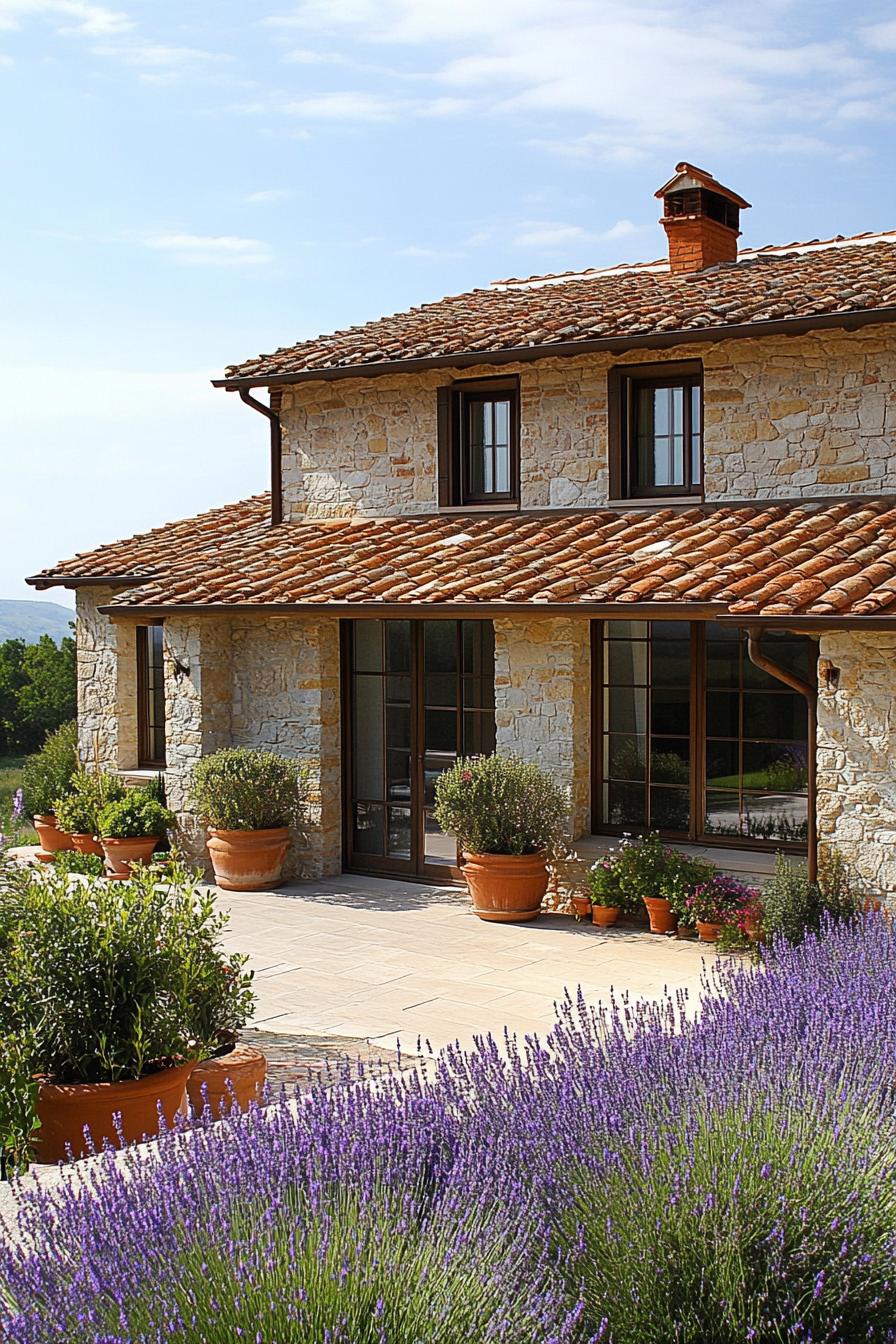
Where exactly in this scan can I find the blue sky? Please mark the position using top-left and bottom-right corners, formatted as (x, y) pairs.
(2, 0), (895, 606)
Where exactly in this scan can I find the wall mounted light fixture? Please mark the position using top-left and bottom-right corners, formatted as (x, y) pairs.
(818, 659), (840, 691)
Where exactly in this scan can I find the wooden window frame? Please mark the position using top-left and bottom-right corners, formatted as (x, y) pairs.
(437, 375), (520, 508)
(590, 619), (813, 854)
(136, 623), (166, 769)
(608, 360), (704, 502)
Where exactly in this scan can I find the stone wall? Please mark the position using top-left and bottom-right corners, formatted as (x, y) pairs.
(493, 615), (591, 838)
(278, 322), (896, 518)
(75, 588), (137, 770)
(816, 631), (896, 898)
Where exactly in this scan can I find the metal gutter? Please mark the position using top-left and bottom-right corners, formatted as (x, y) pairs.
(96, 600), (730, 620)
(212, 306), (896, 391)
(238, 388), (283, 526)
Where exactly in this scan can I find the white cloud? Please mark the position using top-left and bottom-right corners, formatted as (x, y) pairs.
(140, 232), (272, 267)
(512, 217), (640, 247)
(0, 1), (132, 35)
(245, 188), (295, 204)
(862, 20), (896, 52)
(395, 243), (464, 260)
(285, 90), (399, 120)
(93, 40), (227, 68)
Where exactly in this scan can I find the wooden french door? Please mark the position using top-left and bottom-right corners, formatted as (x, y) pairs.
(343, 619), (496, 881)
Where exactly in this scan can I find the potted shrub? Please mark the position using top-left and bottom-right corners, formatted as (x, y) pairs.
(433, 754), (568, 923)
(191, 747), (310, 891)
(686, 874), (761, 943)
(0, 858), (254, 1163)
(20, 720), (78, 860)
(587, 858), (623, 927)
(97, 791), (175, 880)
(54, 767), (126, 857)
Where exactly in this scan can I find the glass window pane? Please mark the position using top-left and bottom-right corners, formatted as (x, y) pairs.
(704, 790), (742, 838)
(385, 621), (410, 673)
(607, 639), (648, 685)
(650, 786), (689, 832)
(650, 739), (689, 784)
(606, 621), (648, 640)
(425, 708), (456, 754)
(705, 740), (739, 789)
(706, 691), (740, 738)
(463, 677), (495, 710)
(606, 781), (646, 828)
(705, 626), (740, 688)
(353, 621), (383, 673)
(425, 813), (457, 865)
(462, 622), (494, 674)
(743, 793), (808, 843)
(386, 751), (411, 802)
(495, 440), (510, 493)
(463, 711), (495, 757)
(387, 807), (412, 859)
(605, 685), (648, 735)
(386, 675), (410, 704)
(651, 687), (689, 737)
(424, 621), (456, 673)
(423, 753), (455, 806)
(386, 703), (410, 751)
(353, 803), (385, 856)
(743, 693), (806, 741)
(353, 676), (384, 799)
(743, 742), (808, 792)
(425, 675), (456, 708)
(605, 734), (646, 781)
(743, 640), (813, 689)
(494, 399), (510, 445)
(650, 625), (690, 686)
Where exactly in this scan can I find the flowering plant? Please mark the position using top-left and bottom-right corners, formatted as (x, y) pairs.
(687, 874), (760, 926)
(433, 754), (568, 857)
(587, 858), (625, 908)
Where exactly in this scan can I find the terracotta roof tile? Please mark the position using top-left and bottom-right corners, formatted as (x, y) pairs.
(222, 235), (896, 383)
(26, 493), (896, 622)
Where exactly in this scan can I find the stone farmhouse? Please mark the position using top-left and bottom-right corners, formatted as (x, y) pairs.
(29, 163), (896, 896)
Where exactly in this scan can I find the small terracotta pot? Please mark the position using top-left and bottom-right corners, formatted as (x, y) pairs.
(643, 895), (677, 935)
(461, 851), (548, 923)
(187, 1043), (267, 1118)
(591, 904), (620, 927)
(696, 919), (723, 943)
(71, 832), (104, 858)
(206, 827), (291, 891)
(35, 1061), (194, 1164)
(33, 814), (75, 862)
(571, 893), (592, 919)
(101, 835), (160, 880)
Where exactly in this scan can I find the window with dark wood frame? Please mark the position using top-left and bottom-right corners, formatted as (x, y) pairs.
(137, 624), (166, 768)
(608, 361), (703, 500)
(437, 376), (520, 507)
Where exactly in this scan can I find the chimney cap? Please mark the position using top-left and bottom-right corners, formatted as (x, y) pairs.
(655, 162), (751, 211)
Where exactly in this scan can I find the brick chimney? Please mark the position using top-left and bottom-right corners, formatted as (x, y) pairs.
(655, 162), (751, 275)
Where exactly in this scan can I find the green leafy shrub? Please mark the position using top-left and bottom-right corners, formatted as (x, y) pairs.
(587, 858), (625, 909)
(592, 833), (715, 919)
(191, 748), (309, 831)
(0, 858), (255, 1085)
(97, 791), (174, 839)
(54, 767), (126, 836)
(20, 719), (78, 817)
(0, 1030), (39, 1180)
(52, 849), (105, 878)
(433, 754), (568, 857)
(761, 850), (861, 946)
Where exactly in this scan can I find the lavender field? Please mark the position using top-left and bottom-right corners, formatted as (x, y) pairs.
(2, 915), (895, 1343)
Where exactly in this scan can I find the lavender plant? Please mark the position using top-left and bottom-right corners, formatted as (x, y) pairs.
(3, 916), (896, 1342)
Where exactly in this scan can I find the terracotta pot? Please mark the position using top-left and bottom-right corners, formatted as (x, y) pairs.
(187, 1043), (267, 1118)
(591, 904), (620, 927)
(571, 893), (592, 919)
(101, 835), (161, 880)
(643, 895), (677, 935)
(206, 827), (291, 891)
(33, 814), (75, 862)
(35, 1061), (194, 1164)
(696, 919), (723, 943)
(71, 832), (104, 858)
(461, 851), (549, 923)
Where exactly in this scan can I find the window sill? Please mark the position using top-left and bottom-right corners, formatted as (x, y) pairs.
(115, 767), (166, 781)
(607, 496), (704, 509)
(438, 502), (521, 514)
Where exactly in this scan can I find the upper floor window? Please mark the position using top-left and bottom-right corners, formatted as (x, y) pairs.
(437, 376), (520, 508)
(609, 361), (703, 500)
(137, 624), (166, 768)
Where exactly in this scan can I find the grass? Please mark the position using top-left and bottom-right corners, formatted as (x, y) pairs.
(0, 757), (36, 843)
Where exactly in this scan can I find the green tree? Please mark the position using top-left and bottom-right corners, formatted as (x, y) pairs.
(0, 635), (76, 754)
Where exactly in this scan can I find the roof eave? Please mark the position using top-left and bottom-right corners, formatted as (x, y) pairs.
(26, 573), (155, 592)
(213, 305), (896, 392)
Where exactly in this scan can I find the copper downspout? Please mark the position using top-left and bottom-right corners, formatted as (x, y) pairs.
(745, 627), (818, 883)
(238, 388), (283, 526)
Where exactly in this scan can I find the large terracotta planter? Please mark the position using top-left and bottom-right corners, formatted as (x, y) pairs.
(643, 895), (677, 934)
(187, 1042), (266, 1118)
(71, 832), (104, 858)
(33, 814), (75, 862)
(591, 904), (620, 927)
(206, 827), (290, 891)
(461, 851), (548, 923)
(696, 919), (723, 943)
(35, 1061), (194, 1164)
(101, 835), (160, 880)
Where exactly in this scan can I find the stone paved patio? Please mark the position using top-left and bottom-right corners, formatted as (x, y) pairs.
(220, 874), (714, 1053)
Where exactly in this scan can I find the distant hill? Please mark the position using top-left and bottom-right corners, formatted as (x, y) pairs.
(0, 600), (75, 644)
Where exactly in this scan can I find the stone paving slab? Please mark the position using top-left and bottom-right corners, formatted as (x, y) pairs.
(219, 874), (714, 1053)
